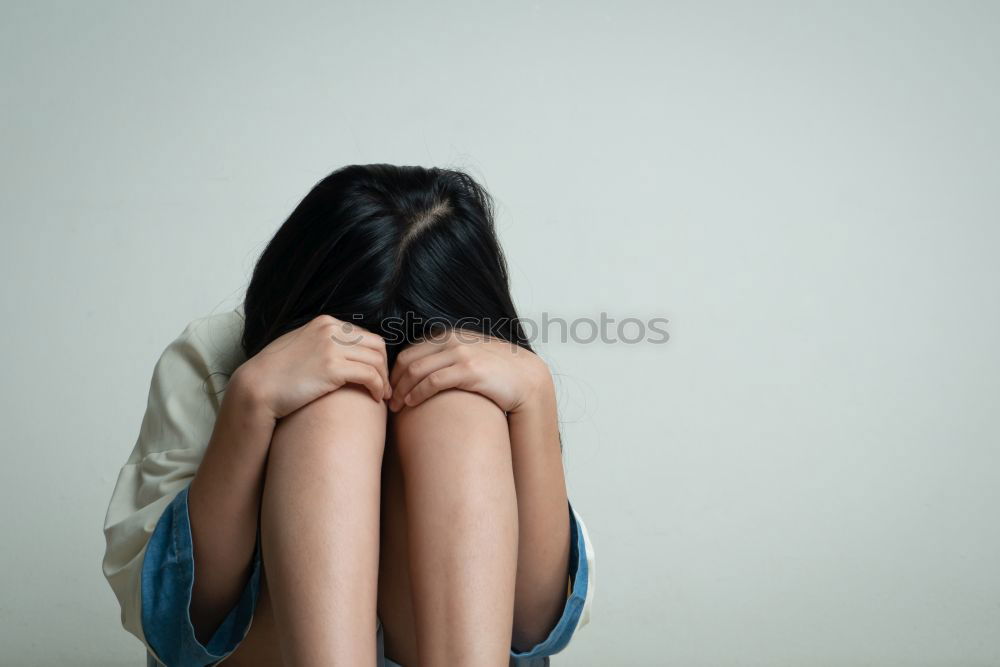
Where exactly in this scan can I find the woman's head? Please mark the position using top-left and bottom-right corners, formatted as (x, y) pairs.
(241, 164), (532, 365)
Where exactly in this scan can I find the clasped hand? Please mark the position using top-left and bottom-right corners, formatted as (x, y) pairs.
(236, 315), (553, 421)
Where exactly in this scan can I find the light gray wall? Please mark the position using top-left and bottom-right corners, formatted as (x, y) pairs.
(2, 1), (999, 665)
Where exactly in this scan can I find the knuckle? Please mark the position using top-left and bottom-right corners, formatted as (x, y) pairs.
(452, 329), (474, 345)
(312, 313), (337, 327)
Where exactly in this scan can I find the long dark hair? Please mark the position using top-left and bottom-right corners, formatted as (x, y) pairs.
(241, 164), (533, 366)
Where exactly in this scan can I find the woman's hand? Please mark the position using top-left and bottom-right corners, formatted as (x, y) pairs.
(388, 329), (552, 414)
(234, 314), (391, 420)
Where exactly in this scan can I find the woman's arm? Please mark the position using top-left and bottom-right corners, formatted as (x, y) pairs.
(184, 314), (391, 646)
(506, 374), (573, 650)
(133, 314), (390, 666)
(105, 311), (391, 664)
(186, 367), (276, 645)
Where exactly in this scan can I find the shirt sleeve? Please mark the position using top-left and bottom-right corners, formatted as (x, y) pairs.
(141, 484), (263, 666)
(509, 498), (596, 660)
(102, 309), (248, 661)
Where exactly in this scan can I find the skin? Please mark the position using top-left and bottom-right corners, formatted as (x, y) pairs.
(388, 331), (572, 652)
(187, 315), (390, 649)
(260, 385), (386, 665)
(186, 317), (571, 666)
(380, 388), (519, 665)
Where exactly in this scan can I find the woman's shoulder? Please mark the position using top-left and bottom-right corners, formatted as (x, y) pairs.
(176, 303), (245, 350)
(164, 304), (247, 375)
(147, 305), (248, 416)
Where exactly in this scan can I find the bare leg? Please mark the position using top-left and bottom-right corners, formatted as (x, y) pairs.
(384, 389), (519, 667)
(260, 386), (386, 666)
(376, 428), (419, 666)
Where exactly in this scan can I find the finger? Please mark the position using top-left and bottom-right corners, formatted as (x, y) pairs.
(328, 323), (389, 389)
(403, 365), (470, 408)
(354, 329), (389, 366)
(390, 338), (453, 388)
(335, 361), (385, 402)
(389, 349), (460, 412)
(345, 347), (392, 399)
(390, 342), (438, 382)
(330, 321), (382, 350)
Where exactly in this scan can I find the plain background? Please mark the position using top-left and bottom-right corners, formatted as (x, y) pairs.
(2, 1), (999, 665)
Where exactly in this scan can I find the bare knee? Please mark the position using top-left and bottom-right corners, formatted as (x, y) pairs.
(391, 389), (508, 455)
(272, 385), (387, 450)
(266, 386), (388, 481)
(261, 385), (387, 546)
(390, 389), (512, 503)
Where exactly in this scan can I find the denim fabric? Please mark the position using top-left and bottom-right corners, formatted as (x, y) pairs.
(141, 484), (588, 666)
(141, 486), (262, 666)
(509, 499), (589, 661)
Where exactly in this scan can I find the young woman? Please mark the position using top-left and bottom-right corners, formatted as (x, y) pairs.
(102, 164), (595, 667)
